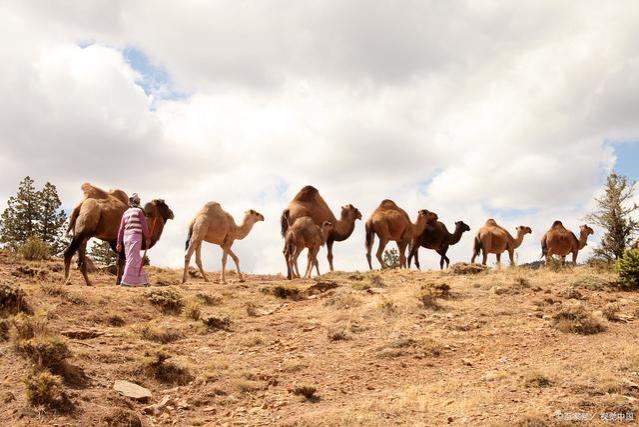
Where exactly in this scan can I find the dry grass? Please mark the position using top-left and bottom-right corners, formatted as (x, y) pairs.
(24, 370), (64, 407)
(145, 287), (184, 314)
(142, 350), (193, 385)
(522, 371), (552, 388)
(201, 313), (231, 331)
(137, 322), (183, 344)
(553, 304), (607, 335)
(183, 299), (202, 320)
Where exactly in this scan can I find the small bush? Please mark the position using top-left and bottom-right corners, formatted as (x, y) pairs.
(327, 325), (352, 341)
(451, 263), (487, 275)
(602, 303), (621, 321)
(522, 371), (552, 388)
(183, 300), (202, 320)
(142, 350), (193, 385)
(382, 248), (400, 269)
(145, 288), (184, 314)
(107, 315), (126, 327)
(417, 288), (441, 310)
(378, 297), (397, 315)
(292, 384), (318, 400)
(24, 370), (63, 407)
(0, 283), (31, 316)
(19, 236), (50, 261)
(10, 312), (47, 343)
(195, 292), (222, 306)
(553, 304), (606, 335)
(0, 318), (9, 341)
(201, 314), (231, 331)
(617, 249), (639, 290)
(17, 336), (71, 370)
(271, 285), (303, 300)
(138, 323), (182, 344)
(102, 407), (142, 427)
(545, 256), (564, 272)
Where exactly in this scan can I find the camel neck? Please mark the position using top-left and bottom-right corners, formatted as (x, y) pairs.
(578, 232), (589, 250)
(448, 226), (465, 245)
(333, 217), (356, 241)
(148, 217), (164, 248)
(512, 233), (526, 249)
(235, 219), (256, 240)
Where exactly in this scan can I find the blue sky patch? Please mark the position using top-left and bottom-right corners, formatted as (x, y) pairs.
(608, 139), (639, 180)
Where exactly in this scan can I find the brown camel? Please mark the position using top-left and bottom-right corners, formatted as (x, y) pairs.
(408, 220), (471, 270)
(283, 218), (334, 279)
(541, 221), (593, 265)
(471, 219), (532, 267)
(280, 186), (361, 278)
(64, 183), (174, 286)
(365, 200), (438, 269)
(183, 202), (264, 284)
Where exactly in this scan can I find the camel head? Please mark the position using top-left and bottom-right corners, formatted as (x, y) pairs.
(455, 221), (471, 232)
(579, 224), (594, 237)
(245, 209), (265, 223)
(515, 226), (532, 236)
(144, 199), (175, 223)
(341, 204), (362, 221)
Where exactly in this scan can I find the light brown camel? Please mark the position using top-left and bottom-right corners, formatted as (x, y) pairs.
(281, 186), (362, 278)
(541, 221), (593, 265)
(471, 219), (532, 267)
(283, 218), (334, 279)
(183, 202), (264, 284)
(408, 220), (471, 269)
(64, 183), (174, 286)
(365, 200), (438, 269)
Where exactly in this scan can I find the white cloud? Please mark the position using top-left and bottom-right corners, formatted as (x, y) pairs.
(0, 1), (638, 274)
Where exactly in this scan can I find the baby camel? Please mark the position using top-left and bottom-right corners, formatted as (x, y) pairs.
(284, 217), (334, 279)
(183, 202), (264, 284)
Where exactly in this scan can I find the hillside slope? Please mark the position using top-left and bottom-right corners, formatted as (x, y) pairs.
(0, 251), (637, 426)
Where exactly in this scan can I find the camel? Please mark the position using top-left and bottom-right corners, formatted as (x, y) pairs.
(183, 202), (264, 284)
(281, 186), (362, 278)
(541, 221), (594, 265)
(471, 219), (532, 267)
(365, 199), (438, 269)
(64, 183), (174, 286)
(283, 218), (334, 279)
(408, 220), (471, 270)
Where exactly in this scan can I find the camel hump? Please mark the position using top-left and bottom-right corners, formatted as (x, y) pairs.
(551, 220), (564, 228)
(109, 189), (129, 205)
(293, 185), (319, 202)
(379, 199), (398, 209)
(81, 182), (109, 200)
(485, 218), (498, 226)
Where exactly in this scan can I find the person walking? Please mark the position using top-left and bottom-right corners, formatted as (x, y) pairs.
(116, 193), (151, 287)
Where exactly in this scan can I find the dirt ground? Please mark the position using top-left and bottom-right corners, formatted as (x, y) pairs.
(1, 249), (638, 426)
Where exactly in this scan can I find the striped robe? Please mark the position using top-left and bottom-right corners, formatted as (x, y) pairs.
(117, 207), (151, 286)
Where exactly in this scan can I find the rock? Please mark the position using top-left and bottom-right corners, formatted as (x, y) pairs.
(461, 358), (473, 367)
(366, 287), (386, 294)
(113, 380), (152, 401)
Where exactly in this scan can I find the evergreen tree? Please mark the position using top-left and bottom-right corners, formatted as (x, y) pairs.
(586, 172), (639, 261)
(0, 177), (40, 251)
(38, 182), (67, 254)
(89, 240), (117, 265)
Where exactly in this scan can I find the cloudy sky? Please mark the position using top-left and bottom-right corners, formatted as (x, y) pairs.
(1, 1), (639, 274)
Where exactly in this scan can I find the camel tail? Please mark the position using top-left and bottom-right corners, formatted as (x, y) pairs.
(365, 221), (375, 249)
(185, 224), (193, 251)
(473, 236), (482, 256)
(66, 204), (82, 236)
(280, 209), (290, 237)
(540, 238), (547, 259)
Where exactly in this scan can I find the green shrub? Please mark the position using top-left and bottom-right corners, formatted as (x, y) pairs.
(617, 249), (639, 290)
(19, 236), (50, 261)
(24, 370), (63, 407)
(382, 248), (400, 269)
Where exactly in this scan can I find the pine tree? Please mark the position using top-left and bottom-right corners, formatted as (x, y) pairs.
(586, 172), (639, 261)
(0, 177), (40, 251)
(89, 240), (117, 265)
(38, 182), (67, 255)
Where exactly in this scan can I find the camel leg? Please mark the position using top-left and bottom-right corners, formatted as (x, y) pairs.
(63, 236), (83, 285)
(397, 241), (408, 269)
(77, 239), (92, 286)
(182, 240), (198, 283)
(436, 249), (446, 270)
(572, 251), (578, 266)
(326, 238), (335, 271)
(226, 247), (244, 282)
(376, 237), (389, 269)
(291, 247), (302, 279)
(306, 247), (320, 278)
(561, 255), (566, 266)
(116, 249), (125, 285)
(508, 249), (515, 267)
(545, 249), (553, 266)
(412, 247), (421, 270)
(220, 251), (228, 284)
(495, 253), (502, 269)
(481, 250), (488, 266)
(195, 243), (210, 282)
